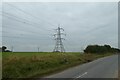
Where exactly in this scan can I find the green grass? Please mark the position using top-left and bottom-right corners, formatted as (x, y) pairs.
(2, 52), (113, 78)
(0, 52), (2, 80)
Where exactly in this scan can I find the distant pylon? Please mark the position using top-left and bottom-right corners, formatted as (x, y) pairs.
(11, 46), (13, 52)
(53, 24), (66, 52)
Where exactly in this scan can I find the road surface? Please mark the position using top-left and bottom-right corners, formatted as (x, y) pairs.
(45, 55), (118, 78)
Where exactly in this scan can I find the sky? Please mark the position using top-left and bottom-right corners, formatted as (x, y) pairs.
(1, 2), (118, 52)
(0, 2), (2, 47)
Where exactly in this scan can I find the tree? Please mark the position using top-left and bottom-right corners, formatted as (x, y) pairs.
(2, 46), (12, 52)
(104, 45), (111, 49)
(2, 46), (7, 52)
(5, 50), (12, 52)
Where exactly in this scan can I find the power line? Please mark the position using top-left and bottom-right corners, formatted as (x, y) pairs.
(3, 25), (50, 37)
(2, 35), (50, 40)
(3, 32), (50, 39)
(1, 11), (54, 39)
(1, 13), (51, 32)
(2, 26), (52, 39)
(2, 16), (52, 38)
(1, 11), (52, 32)
(6, 3), (56, 27)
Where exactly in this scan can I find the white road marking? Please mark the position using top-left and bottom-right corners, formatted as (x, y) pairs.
(76, 72), (88, 78)
(73, 72), (88, 80)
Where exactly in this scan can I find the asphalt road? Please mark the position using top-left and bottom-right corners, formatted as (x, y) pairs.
(45, 55), (118, 78)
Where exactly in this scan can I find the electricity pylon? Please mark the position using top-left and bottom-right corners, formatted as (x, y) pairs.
(53, 25), (65, 52)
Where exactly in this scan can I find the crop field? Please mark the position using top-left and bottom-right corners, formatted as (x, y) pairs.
(2, 52), (113, 78)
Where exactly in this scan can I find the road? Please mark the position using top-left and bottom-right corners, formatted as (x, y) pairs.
(45, 55), (118, 78)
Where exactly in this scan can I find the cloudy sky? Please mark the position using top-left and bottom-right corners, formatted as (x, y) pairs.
(1, 2), (118, 52)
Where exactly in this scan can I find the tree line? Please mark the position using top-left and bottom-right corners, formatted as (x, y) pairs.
(84, 44), (120, 54)
(2, 45), (120, 53)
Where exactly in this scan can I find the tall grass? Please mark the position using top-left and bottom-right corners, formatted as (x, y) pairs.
(2, 52), (113, 78)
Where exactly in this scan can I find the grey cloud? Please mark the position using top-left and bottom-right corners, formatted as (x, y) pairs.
(2, 2), (118, 52)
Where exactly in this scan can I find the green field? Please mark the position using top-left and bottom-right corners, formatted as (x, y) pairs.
(0, 52), (2, 80)
(2, 52), (113, 78)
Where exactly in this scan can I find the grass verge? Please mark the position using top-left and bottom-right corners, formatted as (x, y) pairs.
(0, 52), (2, 80)
(2, 52), (113, 79)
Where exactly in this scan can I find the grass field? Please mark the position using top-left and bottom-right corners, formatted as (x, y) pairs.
(2, 52), (113, 78)
(0, 52), (2, 80)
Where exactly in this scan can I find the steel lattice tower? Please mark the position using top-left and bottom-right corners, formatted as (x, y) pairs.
(53, 25), (65, 52)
